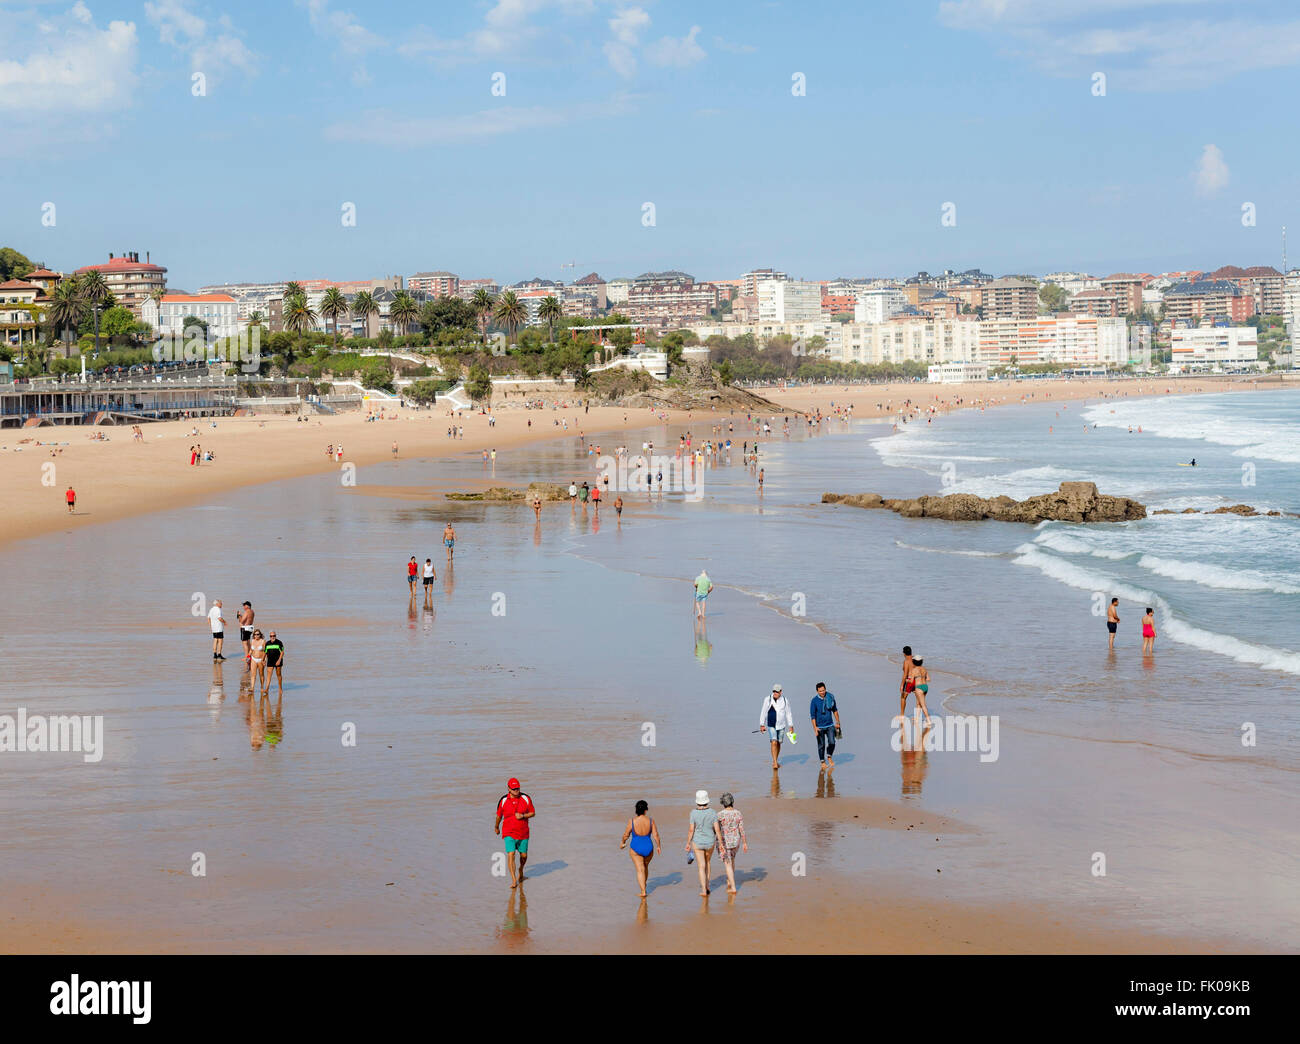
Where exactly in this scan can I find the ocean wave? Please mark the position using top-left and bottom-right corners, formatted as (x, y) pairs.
(894, 540), (1007, 558)
(1082, 396), (1300, 465)
(1137, 555), (1300, 594)
(1013, 546), (1300, 675)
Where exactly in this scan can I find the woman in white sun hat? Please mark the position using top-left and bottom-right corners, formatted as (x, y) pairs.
(758, 683), (797, 769)
(685, 790), (721, 897)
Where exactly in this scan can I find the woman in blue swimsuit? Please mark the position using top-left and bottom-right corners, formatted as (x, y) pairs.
(620, 800), (661, 897)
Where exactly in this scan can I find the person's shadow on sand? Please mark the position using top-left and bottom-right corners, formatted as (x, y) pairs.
(781, 753), (811, 765)
(733, 866), (768, 886)
(647, 871), (682, 894)
(522, 860), (566, 878)
(831, 753), (856, 765)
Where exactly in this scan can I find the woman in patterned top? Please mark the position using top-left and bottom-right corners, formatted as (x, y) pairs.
(716, 792), (748, 894)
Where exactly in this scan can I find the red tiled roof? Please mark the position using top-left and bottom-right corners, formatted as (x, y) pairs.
(162, 294), (236, 303)
(0, 279), (39, 291)
(24, 268), (61, 279)
(75, 256), (167, 274)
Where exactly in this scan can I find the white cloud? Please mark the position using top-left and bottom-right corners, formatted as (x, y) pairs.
(645, 25), (705, 67)
(939, 2), (1300, 90)
(0, 5), (138, 112)
(713, 36), (757, 54)
(324, 96), (636, 147)
(297, 0), (383, 57)
(609, 6), (650, 45)
(1192, 144), (1229, 196)
(603, 40), (638, 78)
(145, 0), (256, 81)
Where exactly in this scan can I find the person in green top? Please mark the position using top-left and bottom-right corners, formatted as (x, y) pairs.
(694, 569), (713, 620)
(263, 631), (286, 697)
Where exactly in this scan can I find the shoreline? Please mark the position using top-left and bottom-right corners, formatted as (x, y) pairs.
(2, 375), (1271, 552)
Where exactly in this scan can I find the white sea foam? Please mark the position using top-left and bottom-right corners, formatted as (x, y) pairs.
(894, 540), (1005, 558)
(1137, 555), (1300, 594)
(1013, 546), (1300, 675)
(1082, 396), (1300, 464)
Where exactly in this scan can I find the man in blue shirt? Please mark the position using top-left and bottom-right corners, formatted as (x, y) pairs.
(810, 681), (842, 771)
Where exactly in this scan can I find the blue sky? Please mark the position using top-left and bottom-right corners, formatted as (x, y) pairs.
(4, 0), (1299, 289)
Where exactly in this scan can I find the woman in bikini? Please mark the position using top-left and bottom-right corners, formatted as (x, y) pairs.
(248, 629), (268, 696)
(619, 800), (662, 897)
(911, 658), (934, 727)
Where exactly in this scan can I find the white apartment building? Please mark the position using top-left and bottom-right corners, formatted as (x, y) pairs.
(854, 287), (908, 323)
(977, 315), (1129, 366)
(740, 268), (787, 298)
(1284, 270), (1300, 345)
(757, 279), (821, 323)
(605, 279), (632, 307)
(929, 363), (989, 383)
(1043, 272), (1099, 296)
(197, 281), (287, 320)
(143, 294), (240, 339)
(1170, 325), (1260, 368)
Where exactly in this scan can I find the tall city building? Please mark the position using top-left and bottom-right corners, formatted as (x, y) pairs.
(74, 252), (167, 318)
(757, 279), (820, 323)
(982, 277), (1038, 320)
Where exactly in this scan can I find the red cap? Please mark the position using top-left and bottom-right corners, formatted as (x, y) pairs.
(507, 778), (520, 789)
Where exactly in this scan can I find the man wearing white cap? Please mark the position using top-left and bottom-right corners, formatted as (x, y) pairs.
(759, 684), (796, 769)
(686, 790), (721, 897)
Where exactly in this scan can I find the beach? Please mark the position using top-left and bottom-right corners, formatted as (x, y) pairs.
(0, 377), (1296, 955)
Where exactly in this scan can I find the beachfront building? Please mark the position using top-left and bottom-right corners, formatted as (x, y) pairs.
(977, 315), (1129, 367)
(0, 279), (43, 347)
(854, 287), (907, 323)
(740, 268), (787, 298)
(1163, 279), (1254, 322)
(1169, 324), (1260, 369)
(1209, 265), (1285, 315)
(408, 271), (459, 297)
(74, 252), (167, 318)
(1099, 274), (1145, 315)
(196, 281), (289, 320)
(928, 362), (989, 383)
(142, 293), (240, 339)
(757, 279), (820, 323)
(625, 272), (719, 326)
(982, 277), (1038, 320)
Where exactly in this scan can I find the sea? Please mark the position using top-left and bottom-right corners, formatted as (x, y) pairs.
(0, 387), (1295, 951)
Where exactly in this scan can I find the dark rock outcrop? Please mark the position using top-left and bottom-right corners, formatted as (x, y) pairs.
(446, 482), (569, 502)
(822, 482), (1146, 523)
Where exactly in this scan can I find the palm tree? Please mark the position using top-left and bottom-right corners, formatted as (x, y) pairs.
(284, 281), (305, 301)
(351, 290), (379, 340)
(471, 287), (495, 345)
(248, 310), (266, 324)
(285, 295), (319, 336)
(494, 290), (526, 345)
(79, 270), (111, 307)
(148, 287), (166, 336)
(45, 279), (88, 347)
(538, 295), (562, 342)
(318, 288), (349, 348)
(389, 291), (419, 338)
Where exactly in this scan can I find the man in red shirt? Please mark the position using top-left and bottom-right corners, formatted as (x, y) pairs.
(65, 486), (76, 514)
(494, 777), (536, 888)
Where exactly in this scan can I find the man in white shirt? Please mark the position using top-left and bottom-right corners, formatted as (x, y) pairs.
(208, 600), (226, 661)
(759, 684), (795, 770)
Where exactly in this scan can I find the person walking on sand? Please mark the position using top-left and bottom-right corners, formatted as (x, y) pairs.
(238, 601), (255, 662)
(759, 684), (796, 769)
(910, 659), (934, 727)
(392, 441), (398, 457)
(614, 494), (623, 524)
(899, 645), (915, 720)
(716, 793), (748, 894)
(686, 790), (721, 897)
(208, 600), (226, 661)
(693, 569), (713, 620)
(620, 800), (662, 897)
(494, 778), (535, 888)
(443, 523), (456, 562)
(1107, 598), (1120, 651)
(422, 558), (436, 609)
(569, 481), (578, 509)
(810, 681), (843, 771)
(1142, 607), (1157, 653)
(65, 485), (76, 513)
(531, 493), (542, 521)
(407, 556), (419, 598)
(263, 630), (285, 697)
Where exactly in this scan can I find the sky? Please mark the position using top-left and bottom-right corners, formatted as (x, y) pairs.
(3, 0), (1299, 290)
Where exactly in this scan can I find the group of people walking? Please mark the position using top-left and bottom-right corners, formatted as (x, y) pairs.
(758, 681), (843, 770)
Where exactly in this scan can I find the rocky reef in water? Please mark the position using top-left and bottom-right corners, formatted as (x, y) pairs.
(821, 481), (1146, 523)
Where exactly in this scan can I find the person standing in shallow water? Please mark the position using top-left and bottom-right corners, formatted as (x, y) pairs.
(1107, 598), (1120, 651)
(620, 800), (662, 897)
(1142, 607), (1157, 654)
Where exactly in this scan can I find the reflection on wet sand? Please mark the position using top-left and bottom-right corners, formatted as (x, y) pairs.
(498, 888), (529, 946)
(208, 663), (225, 722)
(442, 564), (455, 600)
(264, 694), (284, 747)
(246, 692), (267, 750)
(900, 736), (930, 797)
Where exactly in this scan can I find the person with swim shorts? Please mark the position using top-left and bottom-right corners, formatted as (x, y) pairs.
(443, 524), (456, 562)
(1107, 598), (1119, 651)
(407, 556), (419, 596)
(65, 486), (76, 513)
(620, 799), (662, 897)
(238, 601), (255, 661)
(209, 600), (226, 661)
(899, 645), (915, 720)
(422, 558), (436, 609)
(694, 569), (712, 620)
(263, 630), (285, 697)
(495, 778), (535, 888)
